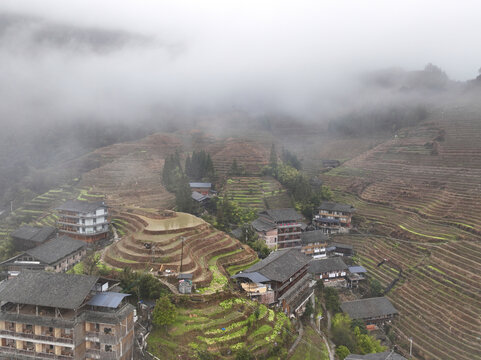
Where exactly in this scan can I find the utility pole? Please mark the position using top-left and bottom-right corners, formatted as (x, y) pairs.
(180, 237), (184, 273)
(10, 201), (13, 213)
(409, 338), (413, 358)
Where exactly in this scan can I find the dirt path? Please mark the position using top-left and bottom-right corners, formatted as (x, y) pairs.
(311, 319), (335, 360)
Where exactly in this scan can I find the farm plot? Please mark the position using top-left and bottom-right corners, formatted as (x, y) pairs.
(147, 297), (291, 359)
(104, 209), (258, 289)
(223, 176), (291, 210)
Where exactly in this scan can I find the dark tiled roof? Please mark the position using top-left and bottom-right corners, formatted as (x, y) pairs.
(252, 218), (276, 232)
(318, 202), (355, 213)
(301, 230), (329, 245)
(10, 226), (55, 243)
(0, 270), (98, 309)
(309, 257), (348, 274)
(26, 236), (86, 265)
(341, 297), (398, 320)
(262, 208), (303, 222)
(346, 351), (407, 360)
(56, 200), (106, 213)
(244, 248), (310, 282)
(330, 242), (353, 250)
(231, 272), (270, 283)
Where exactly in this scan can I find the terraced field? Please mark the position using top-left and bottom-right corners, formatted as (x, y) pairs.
(206, 138), (270, 176)
(80, 133), (179, 209)
(0, 185), (96, 243)
(223, 176), (291, 210)
(147, 296), (291, 359)
(105, 209), (258, 290)
(322, 105), (481, 359)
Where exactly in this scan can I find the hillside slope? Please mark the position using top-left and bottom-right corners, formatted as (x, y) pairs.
(321, 103), (481, 360)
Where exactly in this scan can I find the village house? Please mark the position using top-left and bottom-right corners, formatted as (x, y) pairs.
(252, 208), (304, 249)
(341, 297), (398, 326)
(314, 202), (355, 234)
(56, 200), (109, 243)
(232, 248), (313, 316)
(189, 182), (212, 195)
(0, 271), (135, 360)
(346, 352), (407, 360)
(326, 242), (354, 257)
(10, 225), (56, 251)
(1, 235), (87, 278)
(300, 230), (329, 258)
(347, 265), (367, 288)
(309, 257), (349, 287)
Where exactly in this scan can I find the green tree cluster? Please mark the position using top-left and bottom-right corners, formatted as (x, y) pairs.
(152, 296), (177, 329)
(324, 287), (341, 313)
(281, 148), (302, 170)
(238, 223), (271, 259)
(162, 152), (183, 192)
(213, 194), (256, 231)
(262, 146), (332, 220)
(185, 150), (214, 181)
(119, 268), (168, 301)
(331, 313), (386, 355)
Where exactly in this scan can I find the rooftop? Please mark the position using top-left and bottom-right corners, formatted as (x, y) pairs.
(87, 292), (129, 308)
(260, 208), (303, 223)
(189, 182), (212, 188)
(57, 200), (106, 213)
(318, 201), (355, 213)
(10, 225), (56, 243)
(25, 235), (86, 265)
(301, 230), (329, 245)
(330, 242), (354, 250)
(346, 351), (407, 360)
(251, 218), (276, 232)
(309, 257), (348, 274)
(241, 248), (310, 283)
(0, 270), (98, 309)
(341, 297), (398, 320)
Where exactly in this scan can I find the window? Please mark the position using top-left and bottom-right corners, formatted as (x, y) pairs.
(104, 327), (112, 334)
(105, 345), (112, 352)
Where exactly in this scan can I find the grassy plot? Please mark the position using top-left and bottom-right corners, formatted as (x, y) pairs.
(197, 249), (243, 294)
(147, 297), (290, 359)
(290, 326), (329, 360)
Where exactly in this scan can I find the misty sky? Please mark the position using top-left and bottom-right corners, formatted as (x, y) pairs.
(1, 0), (480, 125)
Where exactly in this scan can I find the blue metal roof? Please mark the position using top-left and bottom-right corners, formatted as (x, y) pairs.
(87, 292), (130, 308)
(349, 266), (367, 274)
(231, 271), (270, 283)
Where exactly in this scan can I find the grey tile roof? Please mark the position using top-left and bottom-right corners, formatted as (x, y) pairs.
(346, 351), (407, 360)
(318, 201), (355, 213)
(309, 257), (348, 274)
(56, 200), (106, 213)
(189, 182), (211, 188)
(0, 270), (98, 309)
(330, 242), (354, 250)
(252, 218), (276, 232)
(301, 230), (329, 245)
(26, 236), (86, 265)
(341, 297), (398, 320)
(244, 248), (310, 283)
(261, 208), (303, 222)
(10, 226), (56, 243)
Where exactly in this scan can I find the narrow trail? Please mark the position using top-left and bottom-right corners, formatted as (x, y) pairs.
(311, 319), (335, 360)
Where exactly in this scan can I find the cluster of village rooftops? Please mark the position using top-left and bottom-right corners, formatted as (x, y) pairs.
(0, 188), (402, 359)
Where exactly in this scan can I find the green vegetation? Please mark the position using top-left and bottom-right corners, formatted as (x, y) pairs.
(398, 224), (450, 240)
(197, 249), (243, 294)
(290, 326), (329, 360)
(153, 296), (177, 329)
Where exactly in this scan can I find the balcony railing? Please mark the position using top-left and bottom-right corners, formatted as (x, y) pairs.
(0, 329), (74, 344)
(0, 346), (73, 359)
(85, 348), (119, 360)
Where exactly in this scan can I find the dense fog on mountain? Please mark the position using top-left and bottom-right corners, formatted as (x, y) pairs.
(1, 0), (481, 207)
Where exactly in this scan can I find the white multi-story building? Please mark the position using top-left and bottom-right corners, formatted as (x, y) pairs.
(56, 200), (109, 243)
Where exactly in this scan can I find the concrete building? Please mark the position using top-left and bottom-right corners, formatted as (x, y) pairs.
(252, 208), (304, 249)
(0, 271), (134, 360)
(1, 236), (87, 278)
(56, 201), (109, 243)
